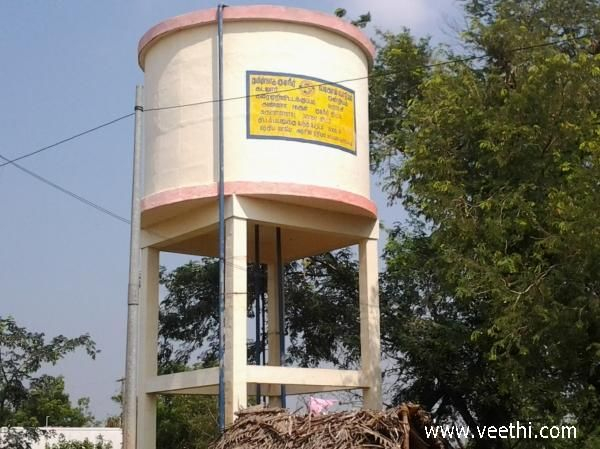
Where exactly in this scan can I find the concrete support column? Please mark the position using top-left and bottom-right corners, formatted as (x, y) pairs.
(359, 238), (382, 410)
(224, 216), (248, 425)
(136, 247), (159, 449)
(266, 260), (282, 407)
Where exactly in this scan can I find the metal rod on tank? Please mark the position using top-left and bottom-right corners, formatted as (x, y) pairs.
(254, 225), (261, 404)
(261, 267), (266, 366)
(123, 85), (144, 449)
(216, 3), (227, 433)
(276, 227), (287, 408)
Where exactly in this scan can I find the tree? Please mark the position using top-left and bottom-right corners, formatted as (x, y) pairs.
(0, 317), (98, 449)
(159, 250), (361, 371)
(46, 435), (112, 449)
(108, 362), (219, 449)
(334, 8), (371, 29)
(156, 389), (219, 449)
(285, 250), (361, 369)
(12, 375), (95, 427)
(158, 261), (219, 370)
(103, 394), (122, 428)
(156, 251), (361, 448)
(370, 0), (600, 447)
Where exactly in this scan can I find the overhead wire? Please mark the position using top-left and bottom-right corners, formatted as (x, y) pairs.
(0, 153), (131, 224)
(0, 32), (592, 227)
(0, 152), (259, 272)
(0, 112), (134, 168)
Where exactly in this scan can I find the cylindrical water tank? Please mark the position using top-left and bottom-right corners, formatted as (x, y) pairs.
(138, 5), (376, 223)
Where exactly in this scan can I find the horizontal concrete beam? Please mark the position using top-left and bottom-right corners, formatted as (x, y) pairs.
(141, 202), (219, 248)
(154, 384), (359, 396)
(141, 195), (378, 250)
(144, 367), (219, 394)
(236, 197), (378, 240)
(143, 365), (369, 396)
(246, 365), (366, 388)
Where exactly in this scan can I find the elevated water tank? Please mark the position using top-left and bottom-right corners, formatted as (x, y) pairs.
(133, 7), (382, 438)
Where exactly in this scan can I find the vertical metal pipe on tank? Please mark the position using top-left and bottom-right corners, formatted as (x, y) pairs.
(123, 85), (143, 449)
(216, 3), (226, 433)
(254, 225), (262, 404)
(261, 269), (266, 366)
(276, 227), (287, 408)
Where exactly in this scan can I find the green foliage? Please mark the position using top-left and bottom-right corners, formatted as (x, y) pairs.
(156, 250), (362, 448)
(333, 8), (371, 29)
(369, 30), (432, 171)
(371, 0), (600, 447)
(334, 7), (346, 18)
(147, 364), (220, 449)
(0, 317), (98, 449)
(157, 266), (224, 448)
(0, 427), (47, 449)
(285, 250), (360, 368)
(103, 395), (121, 428)
(13, 376), (96, 427)
(45, 435), (112, 449)
(159, 250), (360, 370)
(157, 392), (219, 449)
(159, 260), (220, 369)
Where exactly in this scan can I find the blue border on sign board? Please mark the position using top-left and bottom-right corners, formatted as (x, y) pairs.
(246, 70), (357, 155)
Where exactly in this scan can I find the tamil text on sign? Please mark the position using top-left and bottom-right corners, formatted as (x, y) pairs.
(247, 71), (356, 154)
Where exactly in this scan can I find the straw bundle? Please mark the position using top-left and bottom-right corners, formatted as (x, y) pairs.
(210, 404), (446, 449)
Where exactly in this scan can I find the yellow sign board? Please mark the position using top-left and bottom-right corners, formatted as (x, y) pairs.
(247, 71), (356, 154)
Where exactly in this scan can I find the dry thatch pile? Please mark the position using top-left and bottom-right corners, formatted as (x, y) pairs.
(210, 404), (447, 449)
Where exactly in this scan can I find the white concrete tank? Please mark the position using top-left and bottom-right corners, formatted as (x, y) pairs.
(138, 5), (376, 228)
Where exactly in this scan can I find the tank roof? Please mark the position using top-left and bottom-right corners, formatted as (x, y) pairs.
(138, 5), (376, 69)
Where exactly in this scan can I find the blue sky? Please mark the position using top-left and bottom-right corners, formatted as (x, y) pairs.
(0, 0), (460, 420)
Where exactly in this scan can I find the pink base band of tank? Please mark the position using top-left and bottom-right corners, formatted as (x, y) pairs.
(138, 5), (376, 69)
(141, 181), (377, 218)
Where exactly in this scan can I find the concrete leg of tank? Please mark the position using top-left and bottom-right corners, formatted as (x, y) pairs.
(137, 247), (159, 449)
(359, 238), (382, 410)
(224, 215), (248, 426)
(266, 260), (282, 407)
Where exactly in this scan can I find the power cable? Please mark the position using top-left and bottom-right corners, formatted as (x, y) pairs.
(0, 153), (281, 271)
(0, 33), (593, 227)
(0, 153), (130, 224)
(0, 112), (134, 168)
